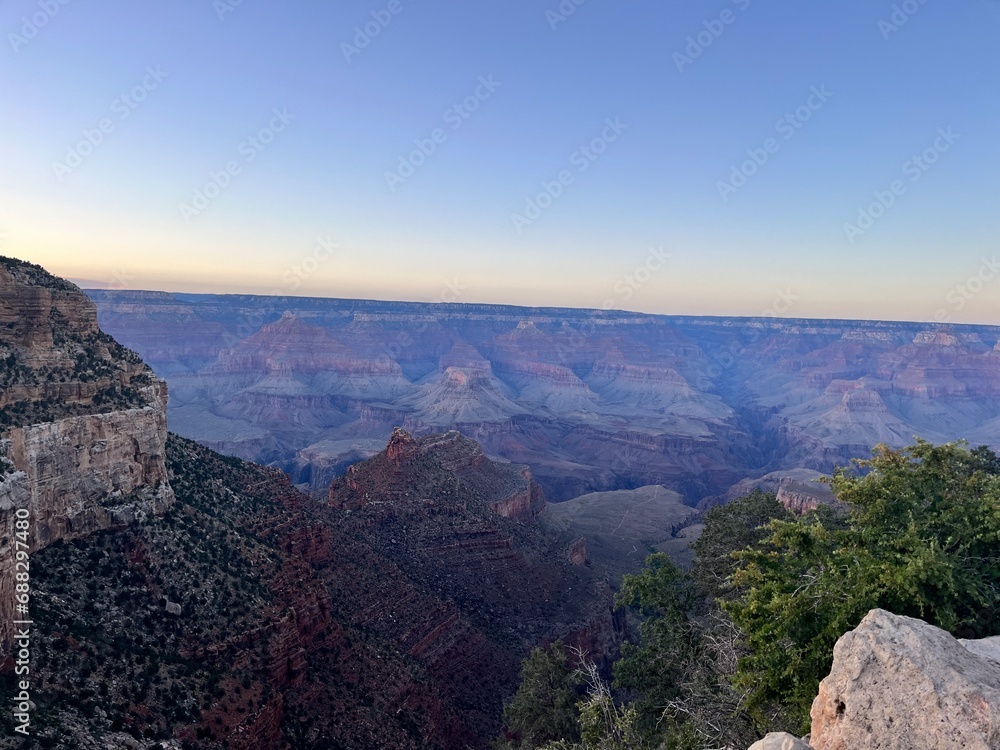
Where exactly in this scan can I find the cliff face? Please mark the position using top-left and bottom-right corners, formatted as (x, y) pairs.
(6, 400), (172, 548)
(0, 257), (174, 659)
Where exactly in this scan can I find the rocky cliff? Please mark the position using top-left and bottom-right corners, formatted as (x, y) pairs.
(4, 425), (615, 748)
(331, 427), (546, 522)
(0, 258), (174, 660)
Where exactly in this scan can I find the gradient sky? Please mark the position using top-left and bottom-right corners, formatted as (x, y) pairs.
(2, 0), (999, 323)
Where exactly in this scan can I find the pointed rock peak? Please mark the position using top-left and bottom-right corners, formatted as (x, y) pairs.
(443, 367), (471, 386)
(389, 426), (415, 444)
(441, 366), (491, 386)
(253, 311), (328, 339)
(510, 319), (544, 337)
(386, 426), (417, 463)
(438, 342), (491, 372)
(255, 311), (304, 334)
(447, 341), (487, 359)
(269, 310), (309, 330)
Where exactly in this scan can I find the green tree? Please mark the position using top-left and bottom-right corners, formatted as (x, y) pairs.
(613, 552), (695, 736)
(691, 489), (792, 601)
(501, 641), (582, 749)
(533, 657), (649, 750)
(726, 441), (1000, 731)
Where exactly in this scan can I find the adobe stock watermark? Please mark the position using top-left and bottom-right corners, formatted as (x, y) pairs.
(385, 279), (467, 359)
(102, 268), (134, 291)
(510, 117), (627, 234)
(878, 0), (930, 41)
(609, 247), (671, 304)
(282, 235), (339, 292)
(933, 255), (1000, 323)
(554, 246), (671, 366)
(717, 85), (833, 202)
(341, 0), (410, 63)
(8, 0), (71, 53)
(177, 107), (295, 223)
(843, 126), (959, 244)
(219, 235), (339, 349)
(51, 66), (169, 183)
(674, 0), (752, 73)
(546, 0), (589, 31)
(703, 288), (799, 378)
(11, 507), (32, 736)
(213, 0), (245, 21)
(385, 75), (501, 192)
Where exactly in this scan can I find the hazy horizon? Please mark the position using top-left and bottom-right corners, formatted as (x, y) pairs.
(77, 278), (1000, 330)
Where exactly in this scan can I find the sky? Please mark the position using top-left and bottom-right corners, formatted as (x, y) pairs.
(2, 0), (999, 324)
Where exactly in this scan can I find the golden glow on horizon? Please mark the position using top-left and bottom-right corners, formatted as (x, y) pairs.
(1, 188), (996, 326)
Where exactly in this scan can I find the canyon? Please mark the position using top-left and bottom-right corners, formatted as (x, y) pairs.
(88, 290), (1000, 504)
(3, 261), (999, 747)
(0, 258), (616, 748)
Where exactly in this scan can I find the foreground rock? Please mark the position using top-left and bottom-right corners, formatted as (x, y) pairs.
(749, 733), (812, 750)
(810, 609), (1000, 749)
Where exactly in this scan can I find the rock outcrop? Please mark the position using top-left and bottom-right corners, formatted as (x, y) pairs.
(749, 734), (813, 750)
(331, 427), (546, 523)
(809, 609), (1000, 750)
(328, 427), (618, 702)
(0, 257), (174, 659)
(775, 479), (837, 514)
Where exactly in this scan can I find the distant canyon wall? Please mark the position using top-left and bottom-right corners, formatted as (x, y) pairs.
(88, 290), (1000, 503)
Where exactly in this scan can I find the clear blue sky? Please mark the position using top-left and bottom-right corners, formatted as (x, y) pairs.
(2, 0), (999, 323)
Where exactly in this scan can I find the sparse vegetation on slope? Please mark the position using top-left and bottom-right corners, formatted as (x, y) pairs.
(0, 436), (290, 748)
(0, 257), (154, 429)
(0, 257), (79, 293)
